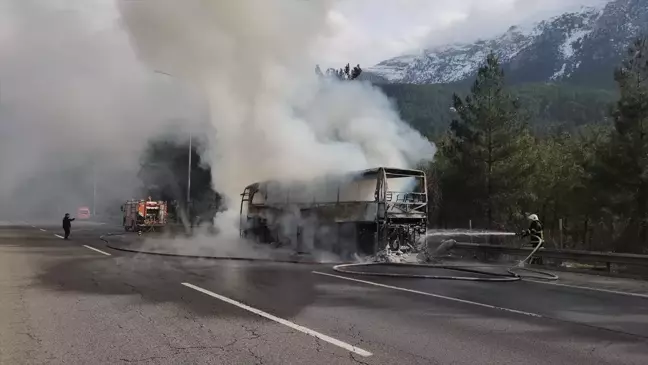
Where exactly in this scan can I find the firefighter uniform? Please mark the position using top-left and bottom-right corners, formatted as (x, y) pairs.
(522, 220), (544, 246)
(520, 214), (544, 264)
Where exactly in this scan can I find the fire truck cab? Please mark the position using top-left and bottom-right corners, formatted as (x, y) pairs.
(121, 197), (167, 232)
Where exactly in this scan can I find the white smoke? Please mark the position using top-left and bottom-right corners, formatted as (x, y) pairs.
(117, 0), (436, 206)
(0, 0), (201, 220)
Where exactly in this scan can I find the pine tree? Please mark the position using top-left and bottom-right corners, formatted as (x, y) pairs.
(316, 63), (362, 81)
(570, 125), (611, 250)
(439, 52), (535, 229)
(590, 37), (648, 253)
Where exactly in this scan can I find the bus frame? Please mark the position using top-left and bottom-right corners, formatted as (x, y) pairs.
(239, 167), (428, 256)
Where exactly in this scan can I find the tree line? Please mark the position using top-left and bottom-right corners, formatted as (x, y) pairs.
(425, 37), (648, 254)
(378, 81), (618, 139)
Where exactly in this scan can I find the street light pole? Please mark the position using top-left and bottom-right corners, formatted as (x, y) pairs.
(187, 131), (192, 206)
(93, 168), (97, 216)
(153, 69), (195, 220)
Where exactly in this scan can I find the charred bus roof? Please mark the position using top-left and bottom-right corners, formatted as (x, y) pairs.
(363, 167), (425, 176)
(243, 167), (426, 191)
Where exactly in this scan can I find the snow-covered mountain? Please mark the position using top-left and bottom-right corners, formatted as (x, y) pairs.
(368, 0), (648, 87)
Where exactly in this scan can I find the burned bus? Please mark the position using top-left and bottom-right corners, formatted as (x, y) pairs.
(239, 167), (427, 257)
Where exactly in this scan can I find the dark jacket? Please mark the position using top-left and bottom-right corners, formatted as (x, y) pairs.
(521, 220), (544, 245)
(62, 216), (75, 229)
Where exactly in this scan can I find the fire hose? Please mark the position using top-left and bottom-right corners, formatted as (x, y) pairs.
(103, 232), (558, 282)
(332, 236), (558, 282)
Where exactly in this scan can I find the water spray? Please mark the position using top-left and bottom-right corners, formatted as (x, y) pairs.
(423, 229), (518, 237)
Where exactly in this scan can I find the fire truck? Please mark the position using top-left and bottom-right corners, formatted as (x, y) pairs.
(121, 197), (168, 232)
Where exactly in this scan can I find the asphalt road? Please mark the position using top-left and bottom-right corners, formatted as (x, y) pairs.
(2, 222), (648, 364)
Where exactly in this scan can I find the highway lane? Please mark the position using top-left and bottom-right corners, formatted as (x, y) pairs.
(315, 264), (648, 337)
(1, 223), (648, 364)
(1, 224), (368, 364)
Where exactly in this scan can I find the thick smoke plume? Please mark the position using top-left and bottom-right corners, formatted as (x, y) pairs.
(117, 0), (437, 208)
(0, 0), (201, 221)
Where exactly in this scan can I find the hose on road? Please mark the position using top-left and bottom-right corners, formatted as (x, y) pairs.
(332, 262), (522, 282)
(100, 233), (323, 264)
(331, 262), (558, 282)
(101, 233), (558, 282)
(332, 237), (558, 282)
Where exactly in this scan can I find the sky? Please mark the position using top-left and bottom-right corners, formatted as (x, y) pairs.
(0, 0), (609, 67)
(318, 0), (610, 67)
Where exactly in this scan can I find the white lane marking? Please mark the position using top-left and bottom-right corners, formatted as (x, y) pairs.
(39, 229), (47, 232)
(181, 282), (373, 357)
(313, 271), (542, 318)
(54, 234), (64, 239)
(83, 245), (111, 256)
(31, 225), (36, 228)
(527, 280), (648, 300)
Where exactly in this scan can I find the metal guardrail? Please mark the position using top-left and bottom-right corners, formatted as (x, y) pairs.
(454, 242), (648, 269)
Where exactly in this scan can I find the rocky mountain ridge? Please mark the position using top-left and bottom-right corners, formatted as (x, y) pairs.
(368, 0), (648, 87)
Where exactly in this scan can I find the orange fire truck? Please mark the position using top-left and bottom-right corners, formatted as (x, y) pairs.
(121, 197), (168, 232)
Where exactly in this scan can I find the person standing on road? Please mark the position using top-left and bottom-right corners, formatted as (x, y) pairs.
(62, 213), (75, 240)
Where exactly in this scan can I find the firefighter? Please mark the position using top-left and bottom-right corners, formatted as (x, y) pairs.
(62, 213), (75, 240)
(519, 213), (544, 264)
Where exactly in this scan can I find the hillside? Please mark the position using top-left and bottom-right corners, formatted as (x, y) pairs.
(378, 82), (617, 138)
(369, 0), (647, 88)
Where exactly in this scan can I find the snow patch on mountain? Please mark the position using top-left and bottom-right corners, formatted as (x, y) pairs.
(560, 29), (592, 58)
(551, 64), (567, 80)
(369, 54), (419, 82)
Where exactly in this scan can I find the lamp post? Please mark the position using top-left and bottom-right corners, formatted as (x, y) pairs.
(187, 131), (192, 207)
(153, 70), (192, 209)
(93, 167), (97, 216)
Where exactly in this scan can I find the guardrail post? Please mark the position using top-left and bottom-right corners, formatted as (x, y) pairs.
(469, 220), (473, 244)
(559, 218), (563, 249)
